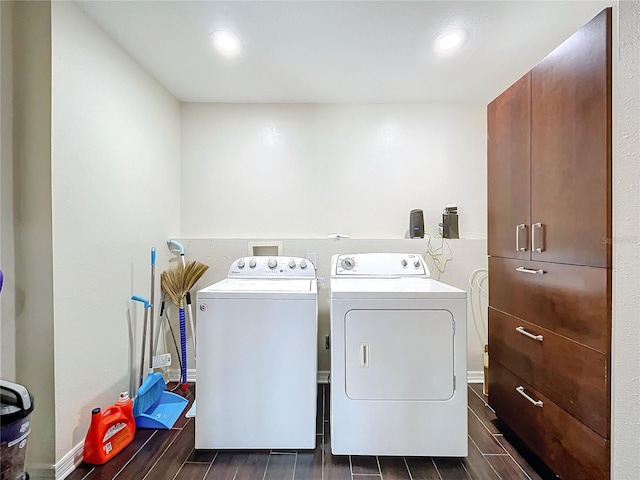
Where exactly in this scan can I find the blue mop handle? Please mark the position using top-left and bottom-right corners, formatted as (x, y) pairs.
(131, 295), (151, 309)
(179, 307), (187, 388)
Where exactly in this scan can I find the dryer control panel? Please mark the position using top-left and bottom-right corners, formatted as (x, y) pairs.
(332, 253), (429, 277)
(228, 256), (316, 278)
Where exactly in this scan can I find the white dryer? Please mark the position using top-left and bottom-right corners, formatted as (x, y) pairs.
(330, 253), (467, 456)
(196, 256), (317, 450)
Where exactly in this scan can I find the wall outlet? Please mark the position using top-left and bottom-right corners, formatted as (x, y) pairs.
(153, 353), (171, 368)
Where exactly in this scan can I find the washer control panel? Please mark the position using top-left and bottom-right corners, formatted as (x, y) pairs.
(228, 256), (315, 278)
(333, 253), (429, 277)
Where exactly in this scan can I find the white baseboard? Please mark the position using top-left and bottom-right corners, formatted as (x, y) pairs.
(55, 441), (84, 480)
(167, 368), (197, 383)
(467, 370), (484, 384)
(28, 440), (84, 480)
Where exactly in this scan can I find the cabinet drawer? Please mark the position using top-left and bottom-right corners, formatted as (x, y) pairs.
(488, 256), (610, 352)
(489, 308), (609, 437)
(489, 362), (609, 480)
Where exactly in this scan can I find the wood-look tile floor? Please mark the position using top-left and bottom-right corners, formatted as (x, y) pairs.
(67, 384), (558, 480)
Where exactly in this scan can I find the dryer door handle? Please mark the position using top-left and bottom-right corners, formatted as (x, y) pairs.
(359, 343), (369, 368)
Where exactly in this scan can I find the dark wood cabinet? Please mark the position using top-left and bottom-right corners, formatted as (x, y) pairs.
(487, 8), (612, 479)
(487, 72), (531, 260)
(530, 9), (612, 268)
(488, 8), (611, 268)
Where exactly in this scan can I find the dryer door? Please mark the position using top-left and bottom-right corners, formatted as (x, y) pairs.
(345, 309), (455, 400)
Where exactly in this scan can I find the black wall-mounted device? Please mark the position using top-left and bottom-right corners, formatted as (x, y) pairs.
(410, 209), (424, 238)
(442, 205), (459, 239)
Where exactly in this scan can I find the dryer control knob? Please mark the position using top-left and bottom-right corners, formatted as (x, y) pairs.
(300, 260), (308, 269)
(414, 260), (421, 268)
(401, 259), (408, 267)
(249, 260), (257, 269)
(237, 259), (245, 269)
(267, 258), (278, 269)
(288, 260), (297, 269)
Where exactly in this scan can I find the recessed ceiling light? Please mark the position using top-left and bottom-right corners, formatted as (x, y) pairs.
(210, 30), (242, 57)
(433, 30), (466, 57)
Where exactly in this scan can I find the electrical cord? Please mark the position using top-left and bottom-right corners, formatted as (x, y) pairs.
(468, 268), (488, 345)
(423, 232), (453, 280)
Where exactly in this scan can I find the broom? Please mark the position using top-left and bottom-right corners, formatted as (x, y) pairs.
(161, 260), (209, 391)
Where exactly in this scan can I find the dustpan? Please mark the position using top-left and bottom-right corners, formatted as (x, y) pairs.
(133, 372), (188, 429)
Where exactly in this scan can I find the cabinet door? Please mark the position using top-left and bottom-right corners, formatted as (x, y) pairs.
(487, 73), (531, 259)
(531, 8), (611, 267)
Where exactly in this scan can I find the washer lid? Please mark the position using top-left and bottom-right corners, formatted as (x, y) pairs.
(330, 277), (466, 299)
(198, 278), (317, 299)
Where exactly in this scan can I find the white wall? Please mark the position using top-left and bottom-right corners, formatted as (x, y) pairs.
(612, 2), (640, 479)
(0, 0), (16, 381)
(179, 103), (489, 375)
(181, 103), (487, 239)
(51, 0), (181, 464)
(11, 1), (56, 470)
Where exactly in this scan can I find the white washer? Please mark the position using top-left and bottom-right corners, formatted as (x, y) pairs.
(196, 256), (317, 450)
(330, 253), (467, 456)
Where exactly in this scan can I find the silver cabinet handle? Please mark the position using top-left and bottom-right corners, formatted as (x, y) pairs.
(516, 326), (544, 342)
(515, 224), (527, 252)
(516, 386), (543, 407)
(515, 267), (545, 275)
(531, 222), (544, 253)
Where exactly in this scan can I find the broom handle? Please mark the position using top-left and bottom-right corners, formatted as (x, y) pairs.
(149, 248), (156, 370)
(179, 255), (197, 355)
(179, 307), (187, 389)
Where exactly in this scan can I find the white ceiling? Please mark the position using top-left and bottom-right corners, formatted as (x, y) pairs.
(75, 0), (614, 104)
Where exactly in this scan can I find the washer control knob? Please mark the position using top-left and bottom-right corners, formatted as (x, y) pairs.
(267, 258), (278, 269)
(414, 260), (421, 268)
(300, 260), (308, 269)
(288, 259), (297, 269)
(401, 259), (408, 267)
(237, 259), (245, 269)
(341, 257), (355, 270)
(249, 259), (257, 269)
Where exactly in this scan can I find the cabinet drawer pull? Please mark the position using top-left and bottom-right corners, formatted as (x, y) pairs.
(531, 222), (544, 253)
(516, 386), (544, 407)
(516, 326), (544, 342)
(515, 224), (527, 252)
(515, 267), (545, 275)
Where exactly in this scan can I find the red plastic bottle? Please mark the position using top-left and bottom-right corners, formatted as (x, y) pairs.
(83, 392), (136, 465)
